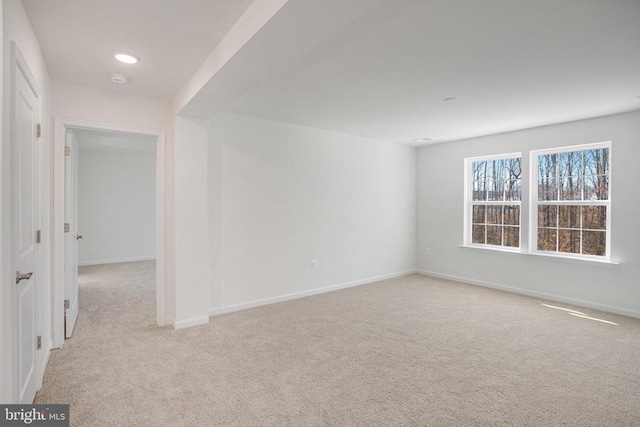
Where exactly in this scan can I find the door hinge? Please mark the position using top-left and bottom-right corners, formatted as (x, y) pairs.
(36, 229), (42, 244)
(36, 124), (41, 138)
(64, 299), (70, 310)
(64, 146), (71, 156)
(64, 223), (70, 233)
(37, 336), (42, 350)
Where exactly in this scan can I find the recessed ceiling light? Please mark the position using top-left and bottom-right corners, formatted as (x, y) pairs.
(111, 73), (129, 84)
(412, 137), (432, 143)
(114, 53), (138, 64)
(443, 97), (457, 102)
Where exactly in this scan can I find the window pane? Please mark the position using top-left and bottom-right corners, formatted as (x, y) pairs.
(538, 154), (557, 176)
(558, 229), (581, 254)
(505, 179), (521, 201)
(583, 175), (608, 200)
(473, 180), (487, 201)
(504, 226), (519, 247)
(504, 205), (520, 226)
(472, 205), (486, 224)
(582, 206), (606, 230)
(538, 177), (558, 201)
(558, 205), (581, 229)
(484, 160), (495, 180)
(583, 148), (609, 176)
(538, 154), (558, 201)
(472, 160), (488, 182)
(472, 225), (485, 244)
(538, 228), (557, 251)
(559, 176), (582, 200)
(486, 206), (502, 224)
(559, 151), (582, 179)
(487, 226), (502, 246)
(488, 180), (504, 201)
(489, 159), (503, 180)
(538, 205), (557, 228)
(582, 230), (606, 256)
(505, 158), (522, 180)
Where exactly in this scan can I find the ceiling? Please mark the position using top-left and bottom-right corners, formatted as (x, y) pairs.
(22, 0), (640, 145)
(74, 128), (156, 154)
(185, 0), (640, 145)
(22, 0), (254, 100)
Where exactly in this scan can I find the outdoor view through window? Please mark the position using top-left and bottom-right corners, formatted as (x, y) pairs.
(470, 156), (522, 248)
(466, 143), (610, 259)
(535, 145), (610, 257)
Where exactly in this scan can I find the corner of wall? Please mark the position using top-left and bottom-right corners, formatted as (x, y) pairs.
(171, 116), (209, 325)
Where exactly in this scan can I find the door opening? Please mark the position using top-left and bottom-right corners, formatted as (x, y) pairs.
(52, 119), (166, 348)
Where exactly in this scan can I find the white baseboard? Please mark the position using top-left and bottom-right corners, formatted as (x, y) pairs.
(417, 269), (640, 319)
(78, 256), (156, 267)
(208, 269), (418, 317)
(172, 315), (209, 330)
(37, 344), (52, 392)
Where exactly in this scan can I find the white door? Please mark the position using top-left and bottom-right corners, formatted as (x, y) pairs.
(63, 130), (79, 338)
(12, 48), (40, 404)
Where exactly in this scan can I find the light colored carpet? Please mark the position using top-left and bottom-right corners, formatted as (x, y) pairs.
(35, 261), (640, 426)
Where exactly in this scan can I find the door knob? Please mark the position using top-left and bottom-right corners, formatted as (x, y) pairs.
(76, 234), (83, 240)
(16, 271), (33, 284)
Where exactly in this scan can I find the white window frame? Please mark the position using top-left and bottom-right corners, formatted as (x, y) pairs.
(529, 141), (612, 261)
(464, 152), (522, 251)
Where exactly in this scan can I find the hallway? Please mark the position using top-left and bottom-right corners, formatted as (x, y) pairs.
(34, 261), (161, 425)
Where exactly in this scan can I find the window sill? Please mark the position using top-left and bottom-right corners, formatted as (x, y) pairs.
(458, 244), (620, 265)
(526, 251), (619, 265)
(459, 244), (522, 255)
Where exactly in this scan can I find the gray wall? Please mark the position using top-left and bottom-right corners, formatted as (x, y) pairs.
(417, 110), (640, 317)
(78, 149), (156, 265)
(208, 113), (416, 311)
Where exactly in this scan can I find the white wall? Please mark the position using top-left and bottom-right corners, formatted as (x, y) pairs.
(77, 146), (156, 266)
(417, 110), (640, 317)
(2, 0), (53, 403)
(53, 81), (174, 132)
(207, 113), (416, 313)
(172, 116), (209, 328)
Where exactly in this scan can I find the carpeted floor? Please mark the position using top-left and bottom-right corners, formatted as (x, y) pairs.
(35, 261), (640, 426)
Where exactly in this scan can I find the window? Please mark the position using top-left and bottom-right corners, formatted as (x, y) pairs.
(532, 143), (610, 258)
(466, 154), (522, 249)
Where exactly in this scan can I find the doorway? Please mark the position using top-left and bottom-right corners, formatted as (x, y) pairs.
(52, 118), (166, 349)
